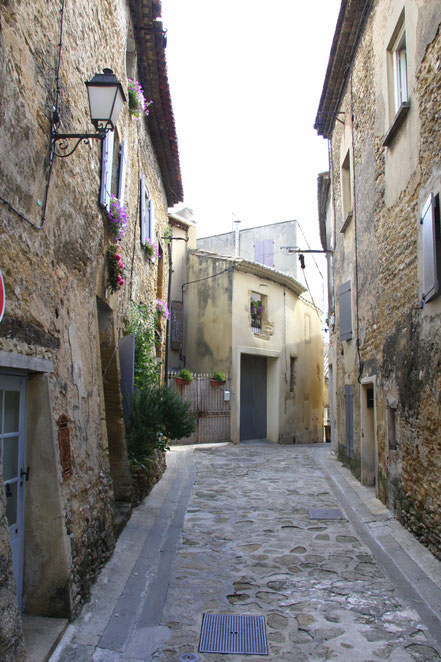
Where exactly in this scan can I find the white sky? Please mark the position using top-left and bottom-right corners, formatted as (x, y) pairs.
(161, 0), (341, 309)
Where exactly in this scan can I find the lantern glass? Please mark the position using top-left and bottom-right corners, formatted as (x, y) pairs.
(86, 69), (126, 131)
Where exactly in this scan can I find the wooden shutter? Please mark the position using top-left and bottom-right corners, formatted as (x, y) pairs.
(344, 384), (354, 458)
(117, 140), (127, 203)
(170, 301), (183, 351)
(263, 239), (273, 267)
(149, 197), (155, 240)
(100, 130), (114, 210)
(254, 240), (264, 264)
(140, 176), (150, 246)
(338, 281), (352, 341)
(118, 333), (135, 424)
(421, 193), (440, 302)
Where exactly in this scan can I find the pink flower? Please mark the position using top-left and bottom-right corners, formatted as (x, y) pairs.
(115, 253), (121, 260)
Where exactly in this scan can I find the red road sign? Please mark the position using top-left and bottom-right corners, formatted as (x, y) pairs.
(0, 270), (5, 322)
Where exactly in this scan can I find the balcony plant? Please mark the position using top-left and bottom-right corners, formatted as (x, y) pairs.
(143, 237), (159, 262)
(175, 368), (193, 386)
(106, 244), (125, 293)
(108, 194), (128, 241)
(128, 79), (153, 119)
(210, 371), (226, 386)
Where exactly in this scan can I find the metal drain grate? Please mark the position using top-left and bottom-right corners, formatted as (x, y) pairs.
(199, 614), (268, 655)
(309, 507), (345, 520)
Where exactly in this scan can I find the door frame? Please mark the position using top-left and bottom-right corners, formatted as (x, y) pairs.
(233, 346), (280, 444)
(0, 372), (27, 612)
(360, 375), (378, 490)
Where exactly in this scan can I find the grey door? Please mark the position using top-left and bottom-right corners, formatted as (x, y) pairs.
(240, 354), (267, 441)
(1, 374), (27, 612)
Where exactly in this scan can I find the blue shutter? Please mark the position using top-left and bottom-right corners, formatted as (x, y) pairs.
(117, 140), (127, 203)
(344, 384), (354, 459)
(140, 176), (149, 246)
(338, 281), (352, 341)
(254, 241), (264, 264)
(118, 333), (135, 424)
(263, 239), (274, 267)
(421, 193), (440, 302)
(100, 130), (114, 210)
(149, 197), (155, 240)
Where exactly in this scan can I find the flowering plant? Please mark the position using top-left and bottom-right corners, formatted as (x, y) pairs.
(108, 195), (128, 241)
(156, 299), (170, 321)
(251, 300), (264, 316)
(143, 238), (159, 261)
(106, 244), (125, 293)
(128, 79), (152, 119)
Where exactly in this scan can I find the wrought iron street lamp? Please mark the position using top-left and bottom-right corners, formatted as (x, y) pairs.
(51, 68), (126, 159)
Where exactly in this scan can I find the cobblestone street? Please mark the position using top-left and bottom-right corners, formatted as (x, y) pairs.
(52, 442), (441, 662)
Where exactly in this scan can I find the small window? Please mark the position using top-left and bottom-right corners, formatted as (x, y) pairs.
(250, 292), (266, 334)
(387, 14), (408, 120)
(421, 193), (441, 303)
(338, 281), (352, 341)
(289, 357), (296, 393)
(387, 405), (397, 450)
(341, 151), (353, 227)
(344, 384), (354, 459)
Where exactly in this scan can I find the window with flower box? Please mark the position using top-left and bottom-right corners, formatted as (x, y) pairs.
(250, 292), (266, 334)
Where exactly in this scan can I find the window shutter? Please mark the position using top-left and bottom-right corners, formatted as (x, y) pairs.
(254, 240), (264, 264)
(338, 281), (352, 340)
(140, 176), (149, 246)
(118, 333), (135, 424)
(344, 384), (354, 458)
(421, 193), (440, 302)
(117, 140), (127, 203)
(263, 239), (274, 267)
(170, 301), (183, 351)
(149, 197), (155, 240)
(100, 130), (114, 210)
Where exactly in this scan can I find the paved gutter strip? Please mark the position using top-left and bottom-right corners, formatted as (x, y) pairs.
(98, 450), (195, 651)
(314, 448), (441, 648)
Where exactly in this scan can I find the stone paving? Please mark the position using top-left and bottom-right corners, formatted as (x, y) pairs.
(52, 442), (441, 662)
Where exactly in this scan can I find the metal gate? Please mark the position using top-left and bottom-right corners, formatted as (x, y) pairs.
(168, 372), (231, 445)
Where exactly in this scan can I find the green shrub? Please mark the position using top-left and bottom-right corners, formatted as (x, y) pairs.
(127, 384), (196, 459)
(177, 368), (193, 382)
(212, 371), (226, 382)
(124, 302), (160, 389)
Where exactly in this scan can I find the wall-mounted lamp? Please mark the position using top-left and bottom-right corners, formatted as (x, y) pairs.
(50, 68), (126, 160)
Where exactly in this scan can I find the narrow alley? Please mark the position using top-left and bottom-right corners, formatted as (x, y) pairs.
(50, 442), (441, 662)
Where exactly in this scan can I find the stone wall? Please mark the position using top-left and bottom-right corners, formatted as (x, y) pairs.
(322, 1), (441, 559)
(0, 0), (174, 654)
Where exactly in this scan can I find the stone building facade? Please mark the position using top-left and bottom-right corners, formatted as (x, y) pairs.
(181, 250), (324, 445)
(316, 0), (441, 559)
(0, 0), (182, 658)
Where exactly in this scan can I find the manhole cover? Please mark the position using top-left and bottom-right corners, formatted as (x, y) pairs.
(178, 654), (200, 662)
(309, 507), (345, 520)
(199, 614), (268, 655)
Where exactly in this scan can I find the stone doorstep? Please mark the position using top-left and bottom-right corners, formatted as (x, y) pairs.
(22, 615), (69, 662)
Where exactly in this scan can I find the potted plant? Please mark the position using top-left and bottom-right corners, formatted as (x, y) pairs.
(143, 238), (159, 262)
(128, 79), (153, 119)
(210, 371), (226, 386)
(175, 368), (193, 386)
(106, 244), (125, 293)
(108, 195), (128, 241)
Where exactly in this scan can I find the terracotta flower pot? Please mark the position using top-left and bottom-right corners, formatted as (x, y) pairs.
(175, 377), (191, 386)
(210, 379), (226, 387)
